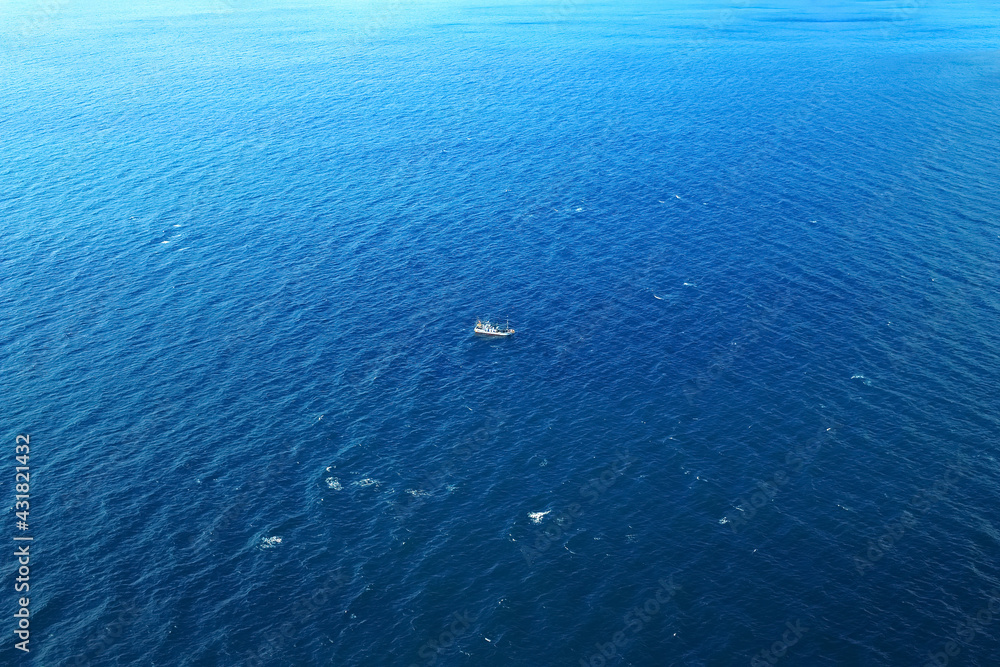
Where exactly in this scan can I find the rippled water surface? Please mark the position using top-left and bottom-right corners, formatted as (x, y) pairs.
(2, 1), (1000, 665)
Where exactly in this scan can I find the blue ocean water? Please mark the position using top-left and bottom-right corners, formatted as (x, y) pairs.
(2, 1), (1000, 665)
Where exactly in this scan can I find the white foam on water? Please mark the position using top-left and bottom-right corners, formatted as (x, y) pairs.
(259, 536), (282, 549)
(528, 510), (551, 524)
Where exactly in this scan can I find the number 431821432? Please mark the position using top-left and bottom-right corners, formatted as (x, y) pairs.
(15, 435), (29, 526)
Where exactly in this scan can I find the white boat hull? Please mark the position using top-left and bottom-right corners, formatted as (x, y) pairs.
(474, 328), (514, 337)
(474, 319), (515, 336)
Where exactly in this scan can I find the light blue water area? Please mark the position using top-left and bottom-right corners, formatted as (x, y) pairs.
(2, 1), (1000, 665)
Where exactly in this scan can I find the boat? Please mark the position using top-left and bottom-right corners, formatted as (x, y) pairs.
(474, 318), (515, 337)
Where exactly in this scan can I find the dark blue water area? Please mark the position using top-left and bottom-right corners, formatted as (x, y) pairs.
(2, 1), (1000, 665)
